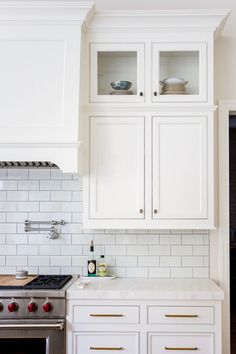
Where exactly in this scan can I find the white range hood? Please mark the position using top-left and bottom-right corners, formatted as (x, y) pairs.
(0, 1), (95, 173)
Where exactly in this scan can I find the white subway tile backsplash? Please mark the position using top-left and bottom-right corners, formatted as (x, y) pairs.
(0, 169), (210, 278)
(0, 202), (17, 211)
(0, 181), (17, 190)
(149, 245), (170, 256)
(18, 201), (39, 212)
(6, 234), (27, 244)
(39, 245), (61, 255)
(50, 256), (71, 266)
(160, 256), (181, 267)
(7, 213), (27, 222)
(17, 245), (38, 255)
(193, 245), (209, 256)
(40, 180), (61, 190)
(7, 169), (28, 179)
(28, 256), (49, 266)
(7, 191), (28, 201)
(29, 169), (50, 179)
(138, 256), (159, 267)
(0, 191), (6, 200)
(29, 191), (50, 201)
(137, 235), (159, 245)
(94, 234), (116, 245)
(105, 245), (126, 256)
(61, 245), (82, 255)
(6, 256), (27, 266)
(51, 191), (72, 201)
(193, 267), (209, 278)
(40, 201), (61, 212)
(171, 246), (193, 256)
(182, 235), (204, 245)
(0, 223), (17, 233)
(127, 245), (148, 256)
(0, 245), (16, 255)
(160, 235), (181, 245)
(115, 234), (137, 245)
(18, 180), (39, 190)
(149, 267), (171, 278)
(116, 256), (137, 267)
(127, 267), (148, 278)
(171, 267), (193, 278)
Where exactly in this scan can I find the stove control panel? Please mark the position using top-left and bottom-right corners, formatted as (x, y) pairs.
(0, 297), (65, 318)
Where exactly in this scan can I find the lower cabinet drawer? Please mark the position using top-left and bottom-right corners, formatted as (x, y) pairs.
(147, 306), (214, 324)
(149, 333), (214, 354)
(74, 332), (139, 354)
(73, 305), (139, 324)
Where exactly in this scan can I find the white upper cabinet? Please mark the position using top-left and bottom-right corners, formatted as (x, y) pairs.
(83, 9), (229, 229)
(88, 116), (145, 219)
(152, 116), (207, 219)
(90, 43), (145, 103)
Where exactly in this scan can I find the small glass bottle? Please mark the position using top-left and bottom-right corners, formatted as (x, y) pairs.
(87, 240), (96, 277)
(98, 255), (107, 277)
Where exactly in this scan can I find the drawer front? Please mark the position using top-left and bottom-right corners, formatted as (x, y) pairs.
(148, 306), (214, 324)
(74, 332), (139, 354)
(73, 306), (139, 324)
(149, 333), (214, 354)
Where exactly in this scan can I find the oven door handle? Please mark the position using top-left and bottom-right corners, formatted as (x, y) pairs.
(0, 321), (65, 330)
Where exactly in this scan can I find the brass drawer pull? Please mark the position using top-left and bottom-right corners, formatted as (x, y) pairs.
(165, 347), (198, 351)
(90, 347), (124, 351)
(90, 314), (123, 317)
(165, 314), (198, 318)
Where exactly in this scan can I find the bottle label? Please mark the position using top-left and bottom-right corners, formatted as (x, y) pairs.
(88, 261), (96, 274)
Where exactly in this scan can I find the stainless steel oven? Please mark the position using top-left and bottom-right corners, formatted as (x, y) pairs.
(0, 275), (74, 354)
(0, 319), (65, 354)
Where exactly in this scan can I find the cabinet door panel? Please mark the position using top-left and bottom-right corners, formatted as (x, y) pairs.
(90, 43), (145, 103)
(89, 116), (144, 219)
(74, 332), (139, 354)
(152, 116), (207, 219)
(149, 333), (213, 354)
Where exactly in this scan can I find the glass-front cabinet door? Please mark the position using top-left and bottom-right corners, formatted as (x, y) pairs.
(90, 43), (145, 103)
(152, 43), (207, 103)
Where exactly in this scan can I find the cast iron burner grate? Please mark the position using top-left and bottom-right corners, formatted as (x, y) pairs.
(23, 275), (72, 289)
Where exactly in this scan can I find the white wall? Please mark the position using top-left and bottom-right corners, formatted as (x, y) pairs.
(89, 0), (236, 101)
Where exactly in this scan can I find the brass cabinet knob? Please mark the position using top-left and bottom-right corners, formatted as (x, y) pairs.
(154, 209), (158, 214)
(139, 209), (144, 214)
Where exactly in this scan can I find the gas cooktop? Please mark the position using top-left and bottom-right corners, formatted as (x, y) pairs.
(0, 275), (72, 290)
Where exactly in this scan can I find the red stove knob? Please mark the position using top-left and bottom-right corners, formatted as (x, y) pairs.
(8, 301), (18, 312)
(28, 301), (38, 313)
(0, 302), (3, 312)
(43, 301), (53, 313)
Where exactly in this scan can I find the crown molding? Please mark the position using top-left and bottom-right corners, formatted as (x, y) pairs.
(0, 1), (95, 23)
(87, 9), (230, 36)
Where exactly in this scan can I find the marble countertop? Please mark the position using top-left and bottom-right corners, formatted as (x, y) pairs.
(66, 277), (224, 300)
